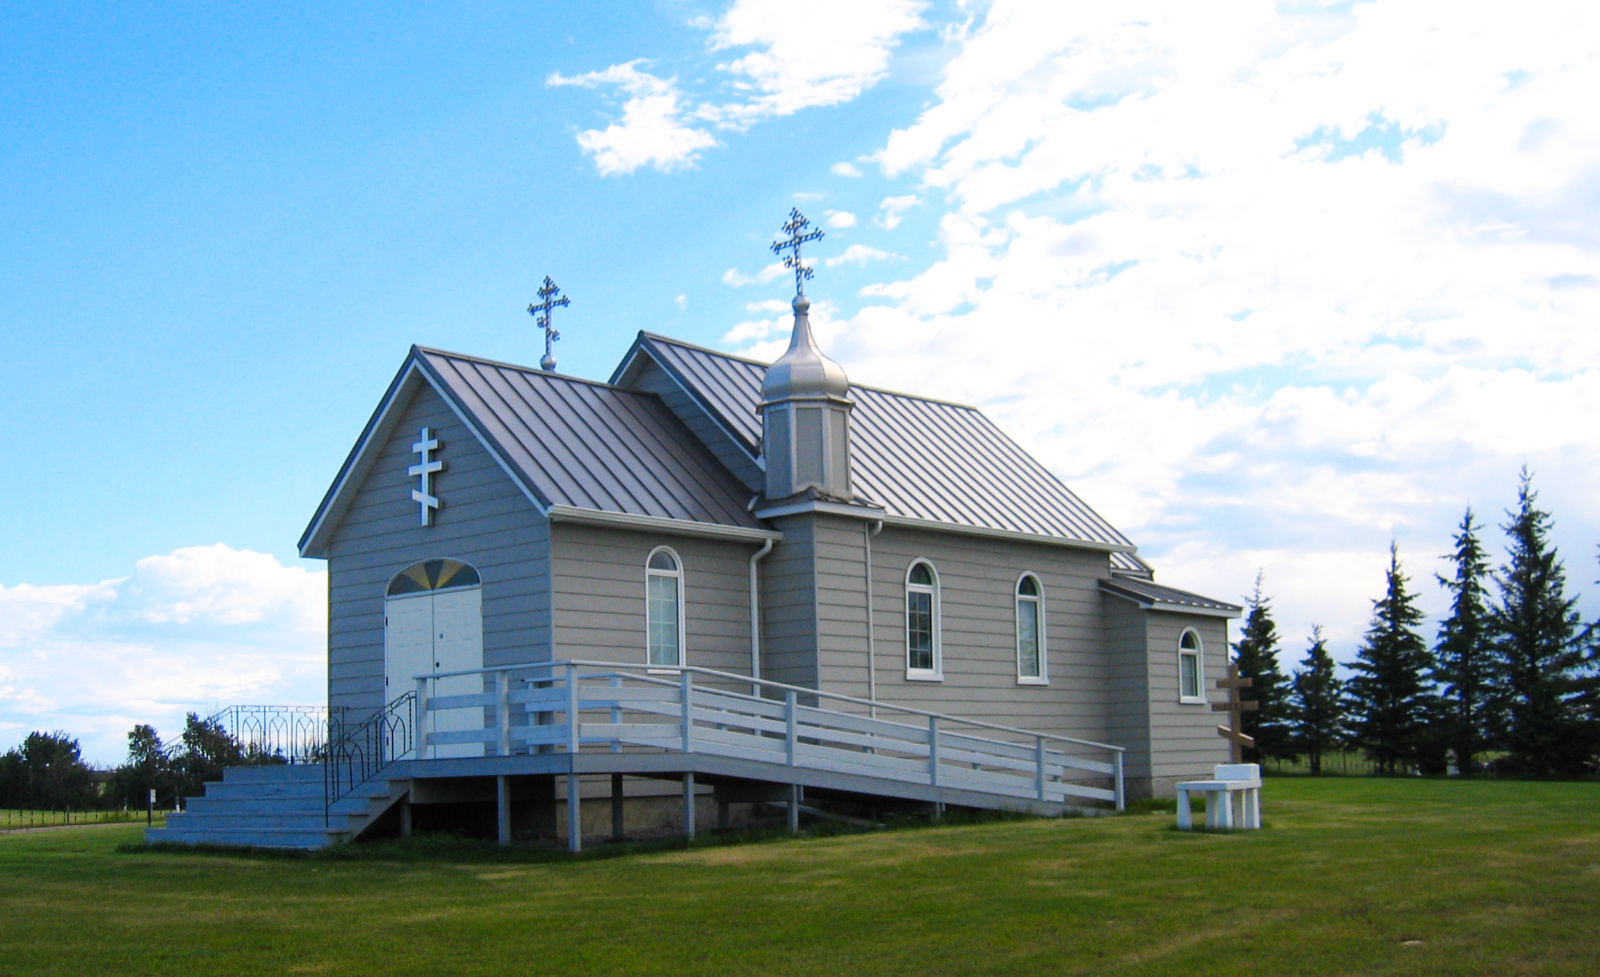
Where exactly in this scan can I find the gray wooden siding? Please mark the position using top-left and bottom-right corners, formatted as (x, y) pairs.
(837, 522), (1114, 744)
(628, 359), (764, 493)
(1103, 596), (1153, 783)
(1143, 612), (1231, 787)
(759, 515), (818, 691)
(325, 383), (551, 718)
(549, 522), (758, 686)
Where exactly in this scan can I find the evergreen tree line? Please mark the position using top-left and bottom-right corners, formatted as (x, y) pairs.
(1234, 470), (1598, 777)
(0, 713), (282, 811)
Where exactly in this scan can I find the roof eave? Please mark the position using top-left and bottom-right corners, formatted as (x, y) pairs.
(547, 505), (780, 543)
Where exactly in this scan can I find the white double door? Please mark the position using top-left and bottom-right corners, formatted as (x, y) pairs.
(385, 586), (484, 759)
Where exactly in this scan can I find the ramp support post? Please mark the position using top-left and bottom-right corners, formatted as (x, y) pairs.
(496, 775), (510, 847)
(567, 773), (582, 853)
(788, 784), (801, 833)
(683, 771), (696, 840)
(611, 773), (625, 841)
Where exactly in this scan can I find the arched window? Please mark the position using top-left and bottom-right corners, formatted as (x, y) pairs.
(646, 547), (685, 667)
(1178, 628), (1204, 703)
(1016, 573), (1046, 684)
(387, 558), (481, 596)
(905, 560), (941, 679)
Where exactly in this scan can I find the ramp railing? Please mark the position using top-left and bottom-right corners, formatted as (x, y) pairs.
(414, 660), (1124, 810)
(323, 691), (416, 824)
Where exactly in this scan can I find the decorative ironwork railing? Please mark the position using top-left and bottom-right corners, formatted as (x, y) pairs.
(207, 705), (333, 765)
(323, 692), (415, 824)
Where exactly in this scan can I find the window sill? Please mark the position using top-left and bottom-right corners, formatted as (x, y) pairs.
(904, 671), (943, 682)
(1016, 676), (1049, 686)
(1178, 695), (1207, 706)
(647, 667), (685, 675)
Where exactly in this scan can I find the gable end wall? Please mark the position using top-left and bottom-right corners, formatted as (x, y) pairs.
(324, 383), (551, 717)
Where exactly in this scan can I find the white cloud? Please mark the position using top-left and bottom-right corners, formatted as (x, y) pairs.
(546, 61), (718, 175)
(675, 293), (688, 311)
(0, 545), (325, 764)
(721, 262), (790, 288)
(831, 162), (864, 178)
(875, 194), (922, 229)
(824, 209), (858, 228)
(704, 0), (930, 123)
(825, 244), (899, 267)
(820, 1), (1600, 662)
(553, 2), (928, 173)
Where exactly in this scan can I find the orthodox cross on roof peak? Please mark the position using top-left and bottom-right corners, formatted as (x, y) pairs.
(1213, 663), (1258, 764)
(771, 208), (824, 297)
(527, 275), (571, 372)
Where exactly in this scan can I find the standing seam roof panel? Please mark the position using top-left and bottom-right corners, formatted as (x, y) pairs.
(632, 337), (1136, 549)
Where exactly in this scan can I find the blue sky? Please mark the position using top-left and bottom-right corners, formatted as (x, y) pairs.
(4, 1), (1598, 762)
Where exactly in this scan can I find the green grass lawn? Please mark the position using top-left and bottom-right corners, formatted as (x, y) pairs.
(1, 778), (1596, 976)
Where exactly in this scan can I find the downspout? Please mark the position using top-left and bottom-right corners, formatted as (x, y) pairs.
(865, 519), (884, 717)
(749, 537), (775, 694)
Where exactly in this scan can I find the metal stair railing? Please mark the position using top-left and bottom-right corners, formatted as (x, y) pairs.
(414, 660), (1125, 811)
(206, 705), (335, 764)
(323, 692), (416, 825)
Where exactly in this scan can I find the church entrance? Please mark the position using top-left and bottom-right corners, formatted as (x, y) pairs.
(385, 559), (484, 759)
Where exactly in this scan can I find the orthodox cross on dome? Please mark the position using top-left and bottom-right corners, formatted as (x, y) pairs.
(527, 276), (571, 372)
(1214, 663), (1258, 764)
(771, 208), (824, 296)
(408, 427), (445, 527)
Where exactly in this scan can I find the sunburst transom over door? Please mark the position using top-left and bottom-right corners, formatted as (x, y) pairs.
(385, 559), (483, 759)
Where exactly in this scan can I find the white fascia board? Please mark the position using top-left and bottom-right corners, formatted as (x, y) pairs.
(880, 514), (1136, 554)
(752, 504), (1137, 555)
(1148, 601), (1240, 620)
(298, 357), (550, 559)
(547, 505), (782, 543)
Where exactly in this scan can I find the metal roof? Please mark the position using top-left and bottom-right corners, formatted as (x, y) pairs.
(415, 348), (764, 530)
(1099, 575), (1242, 617)
(622, 334), (1138, 553)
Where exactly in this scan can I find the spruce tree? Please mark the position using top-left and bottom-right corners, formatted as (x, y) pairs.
(1230, 572), (1292, 762)
(1432, 508), (1493, 775)
(1289, 626), (1345, 775)
(1486, 470), (1592, 775)
(1345, 543), (1434, 774)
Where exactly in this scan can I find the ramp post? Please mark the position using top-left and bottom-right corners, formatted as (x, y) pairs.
(788, 784), (800, 833)
(567, 772), (582, 853)
(785, 690), (797, 766)
(928, 716), (941, 787)
(1114, 751), (1125, 812)
(1035, 736), (1047, 801)
(496, 775), (511, 847)
(683, 771), (696, 840)
(611, 773), (625, 841)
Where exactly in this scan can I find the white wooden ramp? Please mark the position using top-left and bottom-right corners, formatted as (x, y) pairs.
(410, 660), (1125, 845)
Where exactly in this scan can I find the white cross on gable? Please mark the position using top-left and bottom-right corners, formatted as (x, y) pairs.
(408, 427), (445, 526)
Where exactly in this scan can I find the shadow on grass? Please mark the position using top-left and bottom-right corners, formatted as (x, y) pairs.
(119, 805), (1058, 865)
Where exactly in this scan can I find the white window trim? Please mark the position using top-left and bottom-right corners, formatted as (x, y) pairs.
(645, 545), (687, 669)
(1178, 627), (1205, 704)
(904, 559), (942, 681)
(1015, 572), (1048, 685)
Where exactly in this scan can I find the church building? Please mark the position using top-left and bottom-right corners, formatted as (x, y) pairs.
(151, 211), (1241, 850)
(296, 213), (1239, 808)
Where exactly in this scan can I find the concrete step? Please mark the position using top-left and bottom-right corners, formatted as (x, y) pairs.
(201, 781), (325, 800)
(165, 811), (355, 832)
(185, 796), (325, 816)
(222, 764), (325, 784)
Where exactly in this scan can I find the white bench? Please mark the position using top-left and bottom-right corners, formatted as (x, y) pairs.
(1175, 764), (1261, 830)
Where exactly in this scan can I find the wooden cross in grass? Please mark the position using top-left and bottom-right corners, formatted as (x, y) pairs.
(1213, 663), (1258, 764)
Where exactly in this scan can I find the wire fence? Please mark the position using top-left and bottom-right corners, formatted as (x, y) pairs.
(1, 807), (170, 831)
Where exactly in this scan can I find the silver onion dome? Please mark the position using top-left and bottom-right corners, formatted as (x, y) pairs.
(760, 294), (850, 404)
